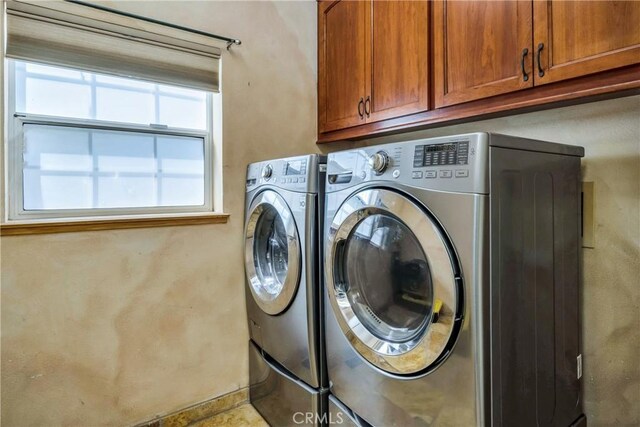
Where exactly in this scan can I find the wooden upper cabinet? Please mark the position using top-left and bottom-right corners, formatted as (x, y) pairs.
(317, 0), (640, 142)
(367, 0), (429, 123)
(533, 1), (640, 85)
(318, 0), (430, 133)
(318, 0), (367, 133)
(434, 0), (534, 108)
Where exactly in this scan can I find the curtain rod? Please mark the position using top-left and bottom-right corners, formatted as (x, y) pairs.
(64, 0), (242, 50)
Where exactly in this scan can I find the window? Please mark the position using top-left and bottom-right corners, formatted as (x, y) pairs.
(7, 60), (218, 221)
(3, 0), (224, 229)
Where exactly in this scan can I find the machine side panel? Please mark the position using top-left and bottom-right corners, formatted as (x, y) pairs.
(490, 147), (582, 426)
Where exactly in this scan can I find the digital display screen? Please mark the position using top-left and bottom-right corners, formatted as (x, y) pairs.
(285, 160), (305, 175)
(425, 144), (457, 153)
(413, 141), (469, 167)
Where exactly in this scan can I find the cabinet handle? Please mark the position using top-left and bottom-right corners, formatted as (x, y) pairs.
(365, 96), (371, 116)
(520, 48), (529, 82)
(358, 97), (364, 118)
(536, 43), (545, 77)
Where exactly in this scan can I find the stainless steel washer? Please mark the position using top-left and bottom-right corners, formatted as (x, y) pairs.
(323, 133), (586, 426)
(244, 154), (327, 426)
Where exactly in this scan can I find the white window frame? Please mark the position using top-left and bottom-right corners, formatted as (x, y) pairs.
(5, 59), (219, 222)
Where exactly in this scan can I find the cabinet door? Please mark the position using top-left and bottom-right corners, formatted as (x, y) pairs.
(533, 1), (640, 85)
(433, 0), (533, 108)
(366, 0), (429, 123)
(318, 0), (367, 133)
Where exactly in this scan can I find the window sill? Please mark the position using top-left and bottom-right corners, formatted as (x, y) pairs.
(0, 213), (230, 236)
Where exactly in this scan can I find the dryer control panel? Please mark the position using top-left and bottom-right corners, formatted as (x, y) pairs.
(246, 154), (325, 194)
(326, 133), (490, 195)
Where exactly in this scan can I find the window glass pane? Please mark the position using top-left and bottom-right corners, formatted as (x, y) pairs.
(25, 62), (87, 80)
(97, 176), (156, 209)
(24, 172), (93, 210)
(95, 74), (155, 90)
(22, 123), (205, 211)
(14, 60), (209, 130)
(159, 96), (207, 130)
(24, 126), (92, 172)
(96, 87), (155, 125)
(158, 84), (203, 97)
(93, 133), (156, 173)
(157, 136), (205, 174)
(25, 77), (92, 119)
(160, 177), (204, 206)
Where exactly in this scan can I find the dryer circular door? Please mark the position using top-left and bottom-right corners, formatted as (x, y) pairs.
(245, 190), (301, 316)
(326, 188), (463, 376)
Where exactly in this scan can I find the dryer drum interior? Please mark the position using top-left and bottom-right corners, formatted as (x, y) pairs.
(326, 188), (464, 377)
(245, 189), (301, 316)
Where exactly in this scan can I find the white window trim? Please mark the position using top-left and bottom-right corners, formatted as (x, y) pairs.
(4, 59), (221, 223)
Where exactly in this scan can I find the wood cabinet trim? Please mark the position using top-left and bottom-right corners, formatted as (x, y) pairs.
(317, 65), (640, 143)
(0, 213), (230, 236)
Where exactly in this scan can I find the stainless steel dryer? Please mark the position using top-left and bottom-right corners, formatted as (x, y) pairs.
(323, 133), (586, 426)
(244, 154), (326, 425)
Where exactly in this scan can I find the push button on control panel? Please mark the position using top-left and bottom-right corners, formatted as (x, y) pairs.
(455, 170), (469, 178)
(425, 171), (437, 179)
(412, 171), (423, 179)
(439, 170), (452, 178)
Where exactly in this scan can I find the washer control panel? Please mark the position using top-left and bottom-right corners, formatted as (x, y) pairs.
(326, 133), (489, 194)
(413, 141), (469, 167)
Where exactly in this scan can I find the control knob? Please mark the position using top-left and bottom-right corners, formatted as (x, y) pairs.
(368, 151), (390, 175)
(261, 164), (273, 180)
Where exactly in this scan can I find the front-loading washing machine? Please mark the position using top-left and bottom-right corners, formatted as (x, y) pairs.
(244, 154), (327, 426)
(323, 133), (586, 426)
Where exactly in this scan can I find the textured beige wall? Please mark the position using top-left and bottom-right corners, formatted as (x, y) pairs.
(1, 1), (638, 426)
(322, 95), (640, 427)
(0, 1), (318, 426)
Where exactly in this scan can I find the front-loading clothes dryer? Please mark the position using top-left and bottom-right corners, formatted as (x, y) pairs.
(244, 154), (327, 426)
(323, 133), (586, 426)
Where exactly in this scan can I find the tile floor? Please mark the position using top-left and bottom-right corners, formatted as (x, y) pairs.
(190, 404), (268, 427)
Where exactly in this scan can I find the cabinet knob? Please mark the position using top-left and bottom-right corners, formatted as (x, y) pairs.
(358, 97), (364, 118)
(365, 96), (371, 116)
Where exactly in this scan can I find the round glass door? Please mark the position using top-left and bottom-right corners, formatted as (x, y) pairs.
(326, 188), (462, 376)
(344, 214), (433, 344)
(245, 190), (300, 315)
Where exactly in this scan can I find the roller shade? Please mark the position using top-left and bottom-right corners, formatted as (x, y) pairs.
(5, 0), (221, 92)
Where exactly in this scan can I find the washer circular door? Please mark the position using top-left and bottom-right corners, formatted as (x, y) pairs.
(245, 190), (301, 316)
(326, 188), (462, 376)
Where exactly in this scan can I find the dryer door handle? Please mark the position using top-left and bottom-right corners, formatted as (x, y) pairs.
(328, 172), (353, 185)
